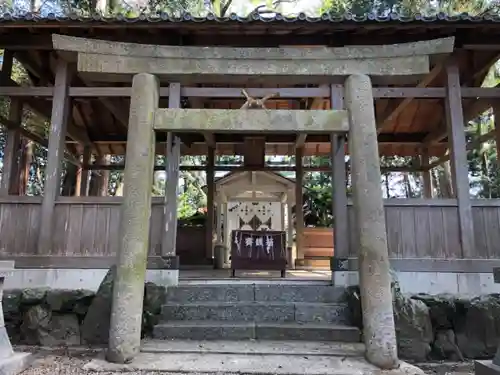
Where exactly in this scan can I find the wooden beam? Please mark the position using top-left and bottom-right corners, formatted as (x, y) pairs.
(37, 59), (72, 255)
(424, 98), (494, 146)
(378, 59), (446, 132)
(206, 146), (215, 260)
(87, 164), (421, 173)
(330, 84), (348, 261)
(295, 134), (307, 149)
(426, 128), (496, 168)
(162, 83), (181, 257)
(2, 85), (500, 99)
(295, 147), (305, 261)
(444, 58), (475, 258)
(243, 136), (266, 167)
(153, 109), (348, 133)
(468, 52), (500, 88)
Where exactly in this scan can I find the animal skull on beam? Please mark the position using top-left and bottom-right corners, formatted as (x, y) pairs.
(240, 89), (279, 109)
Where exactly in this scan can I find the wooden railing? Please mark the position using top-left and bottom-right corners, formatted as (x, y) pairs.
(354, 199), (462, 259)
(0, 196), (207, 265)
(1, 197), (500, 268)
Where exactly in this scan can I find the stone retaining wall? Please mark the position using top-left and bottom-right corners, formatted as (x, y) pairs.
(346, 280), (500, 362)
(2, 281), (165, 347)
(3, 278), (500, 364)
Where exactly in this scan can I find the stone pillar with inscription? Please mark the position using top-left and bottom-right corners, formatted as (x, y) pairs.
(0, 261), (33, 374)
(344, 74), (398, 369)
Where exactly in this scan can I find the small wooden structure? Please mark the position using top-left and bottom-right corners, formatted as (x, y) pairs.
(212, 170), (295, 266)
(0, 15), (498, 278)
(0, 12), (500, 368)
(230, 230), (287, 277)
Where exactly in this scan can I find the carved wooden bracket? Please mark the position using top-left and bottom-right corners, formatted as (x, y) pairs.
(240, 89), (279, 109)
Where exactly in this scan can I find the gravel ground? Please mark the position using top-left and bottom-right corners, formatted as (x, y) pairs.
(17, 348), (213, 375)
(16, 347), (476, 375)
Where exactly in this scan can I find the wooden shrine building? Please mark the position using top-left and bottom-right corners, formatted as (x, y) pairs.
(0, 14), (499, 297)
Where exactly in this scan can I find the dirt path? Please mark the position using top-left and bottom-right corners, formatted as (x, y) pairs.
(17, 347), (476, 375)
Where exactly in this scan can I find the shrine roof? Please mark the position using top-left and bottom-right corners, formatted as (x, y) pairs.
(0, 12), (499, 48)
(0, 11), (499, 25)
(0, 13), (498, 159)
(214, 171), (295, 187)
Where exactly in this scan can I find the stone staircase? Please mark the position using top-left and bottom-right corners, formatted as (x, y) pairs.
(153, 284), (361, 341)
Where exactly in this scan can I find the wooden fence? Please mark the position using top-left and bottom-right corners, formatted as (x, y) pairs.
(307, 199), (500, 260)
(1, 197), (500, 268)
(0, 196), (207, 266)
(348, 200), (464, 259)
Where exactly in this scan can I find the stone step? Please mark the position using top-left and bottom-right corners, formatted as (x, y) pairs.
(153, 321), (361, 342)
(86, 343), (377, 375)
(161, 302), (350, 324)
(166, 284), (346, 303)
(141, 339), (365, 357)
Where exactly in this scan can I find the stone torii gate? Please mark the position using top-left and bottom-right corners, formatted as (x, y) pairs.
(52, 34), (454, 368)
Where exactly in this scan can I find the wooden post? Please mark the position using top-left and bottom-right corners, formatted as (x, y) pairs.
(295, 147), (304, 262)
(206, 146), (215, 261)
(79, 147), (91, 196)
(330, 84), (349, 276)
(286, 194), (294, 251)
(0, 50), (23, 196)
(222, 202), (230, 264)
(444, 59), (475, 258)
(37, 59), (72, 254)
(161, 83), (181, 257)
(216, 202), (223, 243)
(421, 148), (433, 198)
(280, 201), (286, 231)
(286, 193), (295, 268)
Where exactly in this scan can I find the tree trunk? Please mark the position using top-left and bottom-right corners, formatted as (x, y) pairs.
(18, 140), (33, 196)
(403, 172), (413, 198)
(440, 162), (453, 198)
(384, 173), (390, 198)
(61, 163), (78, 196)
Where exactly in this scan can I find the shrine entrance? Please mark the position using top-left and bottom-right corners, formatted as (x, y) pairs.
(52, 34), (454, 368)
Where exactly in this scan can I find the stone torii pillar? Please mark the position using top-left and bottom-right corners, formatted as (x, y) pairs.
(345, 74), (398, 369)
(107, 73), (159, 364)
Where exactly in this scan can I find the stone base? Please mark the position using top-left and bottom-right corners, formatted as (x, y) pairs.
(475, 360), (500, 375)
(0, 352), (34, 375)
(84, 351), (423, 375)
(332, 270), (500, 294)
(4, 269), (179, 291)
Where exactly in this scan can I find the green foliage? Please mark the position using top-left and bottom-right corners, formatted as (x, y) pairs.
(320, 0), (498, 16)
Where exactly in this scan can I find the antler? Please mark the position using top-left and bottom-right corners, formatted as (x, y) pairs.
(241, 89), (251, 100)
(240, 90), (279, 109)
(260, 92), (280, 104)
